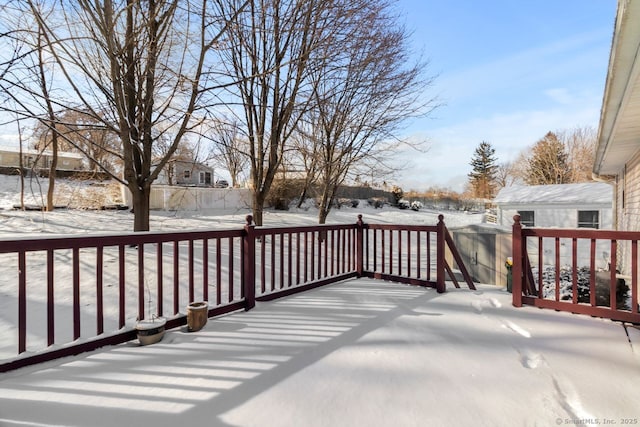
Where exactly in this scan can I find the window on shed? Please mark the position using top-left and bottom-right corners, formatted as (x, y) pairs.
(518, 211), (534, 227)
(578, 210), (599, 229)
(184, 170), (191, 179)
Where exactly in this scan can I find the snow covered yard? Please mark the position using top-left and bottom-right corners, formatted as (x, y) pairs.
(0, 278), (638, 427)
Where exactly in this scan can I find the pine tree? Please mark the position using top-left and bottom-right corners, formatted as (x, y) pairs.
(468, 141), (498, 199)
(525, 132), (571, 185)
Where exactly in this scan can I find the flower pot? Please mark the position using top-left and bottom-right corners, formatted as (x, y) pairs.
(136, 317), (166, 345)
(187, 301), (209, 332)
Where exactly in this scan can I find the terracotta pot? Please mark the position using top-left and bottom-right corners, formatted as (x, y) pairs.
(187, 301), (209, 332)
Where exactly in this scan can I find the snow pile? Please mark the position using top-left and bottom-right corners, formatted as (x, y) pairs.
(0, 174), (123, 210)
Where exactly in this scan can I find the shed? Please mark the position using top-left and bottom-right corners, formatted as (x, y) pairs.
(493, 182), (613, 229)
(449, 223), (511, 287)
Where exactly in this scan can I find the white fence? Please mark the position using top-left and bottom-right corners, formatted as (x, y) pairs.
(123, 185), (253, 211)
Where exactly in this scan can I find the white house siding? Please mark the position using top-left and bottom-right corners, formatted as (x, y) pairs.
(494, 183), (614, 270)
(619, 151), (640, 232)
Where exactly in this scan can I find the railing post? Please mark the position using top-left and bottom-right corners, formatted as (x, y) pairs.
(243, 215), (256, 311)
(356, 215), (364, 276)
(512, 215), (523, 307)
(436, 214), (446, 293)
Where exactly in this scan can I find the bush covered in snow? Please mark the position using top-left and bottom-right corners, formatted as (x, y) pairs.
(534, 265), (630, 309)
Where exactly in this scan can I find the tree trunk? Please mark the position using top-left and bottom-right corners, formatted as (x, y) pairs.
(129, 185), (151, 232)
(252, 191), (265, 226)
(47, 142), (58, 211)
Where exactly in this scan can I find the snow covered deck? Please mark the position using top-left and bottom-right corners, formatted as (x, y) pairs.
(0, 278), (638, 426)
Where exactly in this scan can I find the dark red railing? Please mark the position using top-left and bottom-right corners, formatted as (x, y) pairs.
(512, 215), (640, 324)
(0, 214), (473, 372)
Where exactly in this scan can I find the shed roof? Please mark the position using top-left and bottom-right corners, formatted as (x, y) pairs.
(493, 182), (613, 205)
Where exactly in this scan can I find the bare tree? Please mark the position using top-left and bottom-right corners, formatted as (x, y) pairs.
(32, 109), (123, 175)
(508, 127), (596, 186)
(304, 0), (436, 223)
(559, 126), (597, 183)
(212, 0), (331, 225)
(206, 119), (249, 187)
(1, 0), (242, 231)
(495, 161), (520, 189)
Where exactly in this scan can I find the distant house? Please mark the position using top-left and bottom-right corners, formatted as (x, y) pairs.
(593, 0), (640, 232)
(0, 146), (84, 171)
(156, 159), (214, 187)
(493, 182), (613, 229)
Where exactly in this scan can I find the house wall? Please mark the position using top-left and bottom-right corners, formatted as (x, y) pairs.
(0, 150), (84, 170)
(497, 203), (614, 270)
(618, 151), (640, 232)
(497, 204), (613, 229)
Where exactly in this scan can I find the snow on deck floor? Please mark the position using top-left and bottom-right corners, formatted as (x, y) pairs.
(0, 279), (638, 427)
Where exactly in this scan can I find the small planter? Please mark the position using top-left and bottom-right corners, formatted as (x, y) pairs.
(187, 301), (209, 332)
(136, 317), (166, 346)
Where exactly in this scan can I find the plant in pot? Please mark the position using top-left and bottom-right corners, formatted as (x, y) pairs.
(135, 283), (166, 345)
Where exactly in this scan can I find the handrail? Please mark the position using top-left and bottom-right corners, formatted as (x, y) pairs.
(512, 214), (640, 324)
(0, 214), (474, 372)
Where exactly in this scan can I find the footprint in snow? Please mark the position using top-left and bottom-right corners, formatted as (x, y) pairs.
(471, 297), (502, 314)
(518, 349), (544, 369)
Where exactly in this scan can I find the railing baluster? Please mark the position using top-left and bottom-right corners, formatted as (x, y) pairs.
(202, 239), (208, 303)
(138, 243), (145, 321)
(426, 231), (431, 281)
(269, 233), (276, 291)
(157, 243), (164, 316)
(289, 233), (293, 287)
(73, 247), (80, 340)
(397, 229), (402, 276)
(330, 230), (335, 277)
(188, 240), (194, 303)
(280, 233), (285, 289)
(260, 235), (266, 293)
(381, 230), (385, 274)
(296, 232), (301, 285)
(118, 245), (125, 328)
(632, 240), (638, 314)
(590, 239), (596, 306)
(47, 249), (55, 346)
(217, 238), (222, 305)
(610, 240), (617, 310)
(18, 251), (26, 354)
(538, 236), (543, 300)
(389, 230), (394, 275)
(96, 246), (104, 335)
(173, 241), (179, 315)
(229, 237), (234, 302)
(572, 238), (578, 305)
(407, 230), (412, 277)
(555, 238), (560, 302)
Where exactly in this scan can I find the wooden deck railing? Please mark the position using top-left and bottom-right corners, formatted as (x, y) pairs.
(511, 215), (640, 324)
(0, 214), (473, 372)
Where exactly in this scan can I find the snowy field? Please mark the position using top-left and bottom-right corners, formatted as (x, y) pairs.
(0, 175), (639, 426)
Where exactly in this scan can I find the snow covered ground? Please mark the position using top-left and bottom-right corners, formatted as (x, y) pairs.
(0, 279), (638, 427)
(0, 175), (639, 426)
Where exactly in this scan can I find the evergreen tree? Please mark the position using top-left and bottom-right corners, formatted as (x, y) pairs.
(468, 141), (498, 199)
(525, 132), (571, 185)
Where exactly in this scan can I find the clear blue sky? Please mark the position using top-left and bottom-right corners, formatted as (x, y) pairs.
(393, 0), (618, 192)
